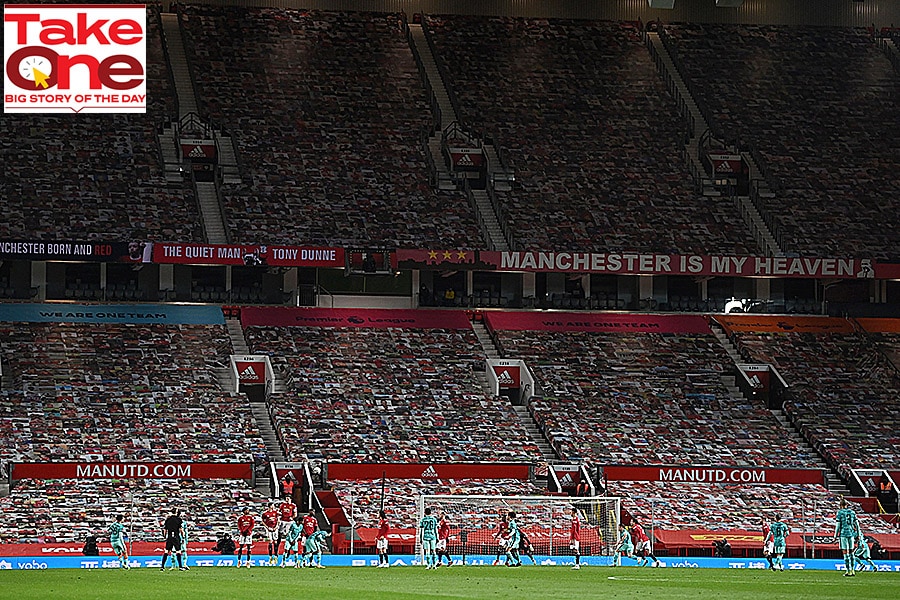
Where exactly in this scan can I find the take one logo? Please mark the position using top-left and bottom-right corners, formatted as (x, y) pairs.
(4, 4), (147, 113)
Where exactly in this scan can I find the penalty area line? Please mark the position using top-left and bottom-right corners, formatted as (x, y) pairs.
(607, 576), (670, 581)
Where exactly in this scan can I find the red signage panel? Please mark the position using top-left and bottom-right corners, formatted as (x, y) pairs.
(493, 365), (520, 389)
(235, 361), (266, 384)
(603, 465), (824, 485)
(326, 463), (531, 481)
(11, 462), (253, 480)
(483, 312), (712, 335)
(152, 243), (344, 267)
(715, 315), (854, 335)
(240, 307), (473, 330)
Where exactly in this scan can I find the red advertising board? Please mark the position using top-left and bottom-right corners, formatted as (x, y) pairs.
(483, 312), (711, 335)
(0, 541), (272, 557)
(447, 147), (484, 169)
(738, 365), (770, 392)
(707, 153), (743, 175)
(857, 318), (900, 333)
(240, 307), (473, 330)
(603, 465), (824, 485)
(152, 243), (344, 267)
(180, 139), (217, 161)
(235, 360), (265, 384)
(11, 462), (253, 480)
(715, 315), (854, 335)
(552, 464), (581, 488)
(326, 463), (531, 481)
(493, 364), (520, 389)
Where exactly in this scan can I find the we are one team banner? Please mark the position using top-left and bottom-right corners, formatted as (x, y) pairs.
(10, 462), (253, 481)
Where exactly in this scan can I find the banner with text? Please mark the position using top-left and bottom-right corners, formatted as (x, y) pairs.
(326, 463), (531, 481)
(484, 312), (711, 334)
(152, 243), (344, 267)
(11, 462), (252, 481)
(396, 250), (898, 279)
(603, 465), (824, 485)
(240, 307), (473, 330)
(0, 304), (225, 325)
(0, 241), (150, 262)
(857, 318), (900, 333)
(715, 315), (854, 335)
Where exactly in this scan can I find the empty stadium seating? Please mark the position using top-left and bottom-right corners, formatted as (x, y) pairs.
(424, 15), (759, 255)
(664, 24), (900, 260)
(616, 480), (896, 535)
(727, 327), (900, 478)
(493, 328), (811, 467)
(245, 324), (541, 463)
(178, 6), (483, 249)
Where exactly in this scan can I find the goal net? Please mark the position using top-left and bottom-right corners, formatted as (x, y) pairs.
(416, 495), (620, 559)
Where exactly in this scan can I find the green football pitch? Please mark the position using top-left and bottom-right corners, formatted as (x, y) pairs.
(1, 567), (898, 600)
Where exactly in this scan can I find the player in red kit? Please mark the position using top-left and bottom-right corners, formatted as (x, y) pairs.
(236, 507), (256, 568)
(436, 512), (452, 567)
(262, 502), (280, 566)
(570, 507), (582, 570)
(631, 520), (661, 567)
(276, 496), (297, 557)
(376, 510), (390, 568)
(492, 514), (508, 566)
(301, 509), (318, 565)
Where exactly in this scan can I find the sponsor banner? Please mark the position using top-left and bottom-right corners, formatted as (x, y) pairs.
(234, 361), (265, 384)
(2, 554), (899, 570)
(707, 153), (743, 175)
(326, 463), (530, 481)
(858, 318), (900, 334)
(483, 312), (711, 335)
(0, 303), (225, 325)
(11, 462), (252, 480)
(715, 315), (854, 335)
(4, 4), (147, 113)
(0, 240), (150, 262)
(854, 469), (888, 495)
(447, 147), (484, 169)
(180, 138), (217, 161)
(151, 243), (344, 267)
(604, 465), (824, 485)
(240, 307), (472, 330)
(737, 365), (770, 392)
(396, 249), (481, 269)
(492, 365), (520, 389)
(551, 464), (581, 488)
(0, 542), (247, 557)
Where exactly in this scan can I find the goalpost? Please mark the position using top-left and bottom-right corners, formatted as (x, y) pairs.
(416, 495), (620, 561)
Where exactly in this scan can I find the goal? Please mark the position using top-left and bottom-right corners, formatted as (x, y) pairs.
(416, 495), (620, 559)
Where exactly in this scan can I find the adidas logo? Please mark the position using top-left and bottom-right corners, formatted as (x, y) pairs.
(187, 145), (206, 158)
(421, 465), (439, 479)
(456, 153), (474, 166)
(748, 375), (762, 388)
(496, 370), (515, 384)
(239, 365), (259, 380)
(559, 472), (575, 486)
(715, 161), (731, 172)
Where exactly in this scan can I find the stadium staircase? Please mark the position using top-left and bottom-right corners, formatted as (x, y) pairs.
(159, 12), (230, 244)
(644, 31), (783, 257)
(710, 323), (851, 496)
(217, 318), (284, 495)
(471, 321), (556, 459)
(408, 23), (512, 251)
(877, 36), (900, 75)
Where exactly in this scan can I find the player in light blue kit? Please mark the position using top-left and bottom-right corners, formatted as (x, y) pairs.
(107, 514), (129, 569)
(769, 516), (789, 572)
(614, 523), (634, 567)
(505, 512), (522, 567)
(853, 530), (876, 573)
(419, 507), (439, 569)
(833, 498), (859, 577)
(280, 518), (303, 568)
(180, 515), (190, 565)
(303, 529), (330, 568)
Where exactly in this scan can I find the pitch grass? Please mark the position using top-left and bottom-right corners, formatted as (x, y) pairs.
(1, 566), (898, 600)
